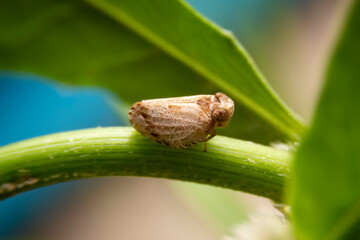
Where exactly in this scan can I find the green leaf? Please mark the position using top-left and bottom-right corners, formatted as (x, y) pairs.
(290, 1), (360, 239)
(0, 0), (305, 144)
(0, 127), (292, 202)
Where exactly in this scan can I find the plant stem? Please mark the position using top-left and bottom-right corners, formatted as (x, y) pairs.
(0, 127), (292, 202)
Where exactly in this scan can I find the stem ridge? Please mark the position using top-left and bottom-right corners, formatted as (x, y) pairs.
(0, 127), (292, 202)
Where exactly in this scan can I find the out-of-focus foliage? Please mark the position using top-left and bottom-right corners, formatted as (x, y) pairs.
(0, 0), (305, 144)
(290, 1), (360, 239)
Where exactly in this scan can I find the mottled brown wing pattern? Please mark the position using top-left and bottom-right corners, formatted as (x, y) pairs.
(128, 93), (234, 151)
(129, 100), (212, 148)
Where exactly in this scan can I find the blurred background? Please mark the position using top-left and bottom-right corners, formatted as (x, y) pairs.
(0, 0), (350, 239)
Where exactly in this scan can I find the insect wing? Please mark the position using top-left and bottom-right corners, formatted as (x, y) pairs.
(129, 100), (211, 148)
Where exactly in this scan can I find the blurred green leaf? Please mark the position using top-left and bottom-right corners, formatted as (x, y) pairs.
(0, 0), (305, 144)
(290, 1), (360, 239)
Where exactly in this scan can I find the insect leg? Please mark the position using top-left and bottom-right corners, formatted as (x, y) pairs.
(204, 129), (217, 152)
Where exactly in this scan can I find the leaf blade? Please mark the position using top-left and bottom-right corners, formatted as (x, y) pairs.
(290, 1), (360, 239)
(87, 0), (305, 140)
(0, 0), (305, 143)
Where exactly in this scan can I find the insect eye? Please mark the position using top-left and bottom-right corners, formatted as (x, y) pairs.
(213, 108), (228, 122)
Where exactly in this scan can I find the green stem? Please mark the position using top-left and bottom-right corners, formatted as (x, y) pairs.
(0, 127), (292, 202)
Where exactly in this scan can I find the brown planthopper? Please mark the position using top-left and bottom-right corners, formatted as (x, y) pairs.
(128, 92), (235, 152)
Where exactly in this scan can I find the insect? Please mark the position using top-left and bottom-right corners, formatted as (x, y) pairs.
(128, 92), (234, 152)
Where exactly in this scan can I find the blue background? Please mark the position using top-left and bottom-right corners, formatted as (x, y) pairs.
(0, 74), (125, 236)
